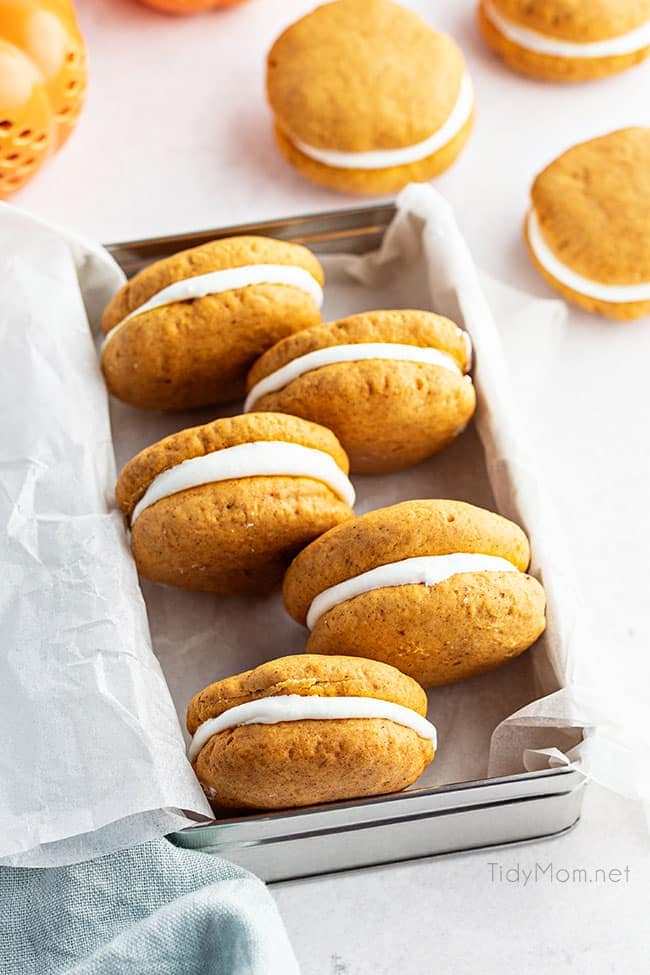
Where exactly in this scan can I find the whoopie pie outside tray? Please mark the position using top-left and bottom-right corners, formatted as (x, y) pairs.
(283, 500), (547, 687)
(187, 654), (436, 810)
(101, 236), (324, 410)
(115, 413), (355, 594)
(478, 0), (650, 81)
(266, 0), (475, 195)
(525, 127), (650, 320)
(245, 310), (476, 474)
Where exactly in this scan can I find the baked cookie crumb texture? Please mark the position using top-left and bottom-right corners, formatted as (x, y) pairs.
(245, 310), (476, 473)
(526, 127), (650, 320)
(266, 0), (474, 194)
(115, 413), (354, 594)
(101, 236), (324, 410)
(478, 0), (650, 81)
(187, 655), (436, 809)
(283, 500), (547, 687)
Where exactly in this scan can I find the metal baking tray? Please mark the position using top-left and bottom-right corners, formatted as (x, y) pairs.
(107, 205), (585, 883)
(173, 767), (585, 880)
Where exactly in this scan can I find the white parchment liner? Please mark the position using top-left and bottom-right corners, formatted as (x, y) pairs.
(1, 186), (645, 867)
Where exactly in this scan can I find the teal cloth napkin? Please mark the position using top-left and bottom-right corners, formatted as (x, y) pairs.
(0, 837), (299, 975)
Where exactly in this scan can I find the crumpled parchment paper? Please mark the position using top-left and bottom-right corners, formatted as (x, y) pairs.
(2, 186), (642, 867)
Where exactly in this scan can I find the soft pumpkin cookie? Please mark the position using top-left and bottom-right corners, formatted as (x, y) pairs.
(478, 0), (650, 81)
(187, 654), (436, 810)
(525, 128), (650, 320)
(101, 236), (324, 410)
(115, 413), (354, 594)
(245, 310), (476, 474)
(266, 0), (474, 195)
(283, 500), (546, 687)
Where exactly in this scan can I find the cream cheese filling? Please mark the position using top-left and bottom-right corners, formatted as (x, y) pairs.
(244, 342), (466, 411)
(289, 73), (474, 171)
(527, 209), (650, 303)
(188, 693), (437, 763)
(102, 264), (324, 353)
(483, 2), (650, 58)
(306, 553), (520, 630)
(130, 440), (355, 524)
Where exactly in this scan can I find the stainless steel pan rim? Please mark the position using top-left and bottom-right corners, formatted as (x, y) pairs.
(107, 203), (397, 275)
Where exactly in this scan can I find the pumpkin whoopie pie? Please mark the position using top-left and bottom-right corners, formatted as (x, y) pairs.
(478, 0), (650, 82)
(187, 654), (436, 810)
(266, 0), (474, 195)
(115, 413), (355, 594)
(101, 236), (324, 410)
(245, 310), (475, 474)
(525, 127), (650, 320)
(283, 500), (546, 687)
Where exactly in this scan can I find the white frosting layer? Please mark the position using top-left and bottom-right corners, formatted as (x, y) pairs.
(188, 693), (437, 762)
(306, 553), (519, 630)
(484, 2), (650, 58)
(290, 73), (474, 171)
(102, 264), (324, 353)
(131, 441), (355, 524)
(244, 342), (465, 411)
(527, 209), (650, 303)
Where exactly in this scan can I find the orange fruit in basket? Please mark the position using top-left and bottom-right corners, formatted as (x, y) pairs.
(139, 0), (247, 12)
(0, 0), (86, 198)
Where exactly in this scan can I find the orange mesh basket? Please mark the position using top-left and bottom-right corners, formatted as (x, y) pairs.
(0, 0), (86, 197)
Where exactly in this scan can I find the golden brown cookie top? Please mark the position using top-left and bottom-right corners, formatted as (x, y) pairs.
(102, 236), (324, 333)
(283, 500), (531, 624)
(187, 653), (428, 734)
(267, 0), (466, 152)
(247, 310), (471, 390)
(489, 0), (650, 41)
(115, 413), (349, 518)
(531, 128), (650, 285)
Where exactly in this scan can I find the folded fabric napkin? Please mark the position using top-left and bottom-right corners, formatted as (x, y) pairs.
(0, 838), (299, 974)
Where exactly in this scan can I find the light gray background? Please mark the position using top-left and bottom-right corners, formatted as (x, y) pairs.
(20, 0), (650, 970)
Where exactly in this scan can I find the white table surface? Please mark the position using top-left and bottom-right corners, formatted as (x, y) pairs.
(18, 0), (650, 970)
